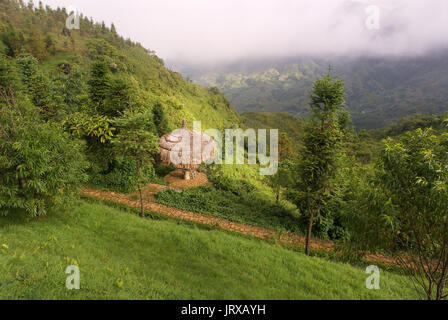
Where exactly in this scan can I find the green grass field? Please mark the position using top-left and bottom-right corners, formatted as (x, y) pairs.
(0, 202), (417, 300)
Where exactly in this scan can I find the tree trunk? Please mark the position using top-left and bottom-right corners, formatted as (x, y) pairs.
(138, 181), (144, 218)
(137, 163), (144, 218)
(305, 209), (315, 256)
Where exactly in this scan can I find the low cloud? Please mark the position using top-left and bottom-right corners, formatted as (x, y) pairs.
(37, 0), (448, 65)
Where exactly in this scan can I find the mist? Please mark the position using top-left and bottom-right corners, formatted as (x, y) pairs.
(35, 0), (448, 66)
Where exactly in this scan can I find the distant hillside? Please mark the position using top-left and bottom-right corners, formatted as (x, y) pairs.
(240, 112), (304, 144)
(188, 54), (448, 129)
(0, 0), (240, 130)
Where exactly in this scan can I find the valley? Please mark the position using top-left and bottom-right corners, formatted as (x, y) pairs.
(181, 53), (448, 129)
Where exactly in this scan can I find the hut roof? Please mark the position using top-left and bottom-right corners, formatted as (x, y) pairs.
(158, 120), (216, 169)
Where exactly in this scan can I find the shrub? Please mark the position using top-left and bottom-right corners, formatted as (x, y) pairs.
(156, 186), (302, 234)
(89, 160), (157, 194)
(0, 97), (88, 216)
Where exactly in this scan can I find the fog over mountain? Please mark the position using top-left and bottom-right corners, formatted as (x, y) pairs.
(34, 0), (448, 129)
(36, 0), (448, 66)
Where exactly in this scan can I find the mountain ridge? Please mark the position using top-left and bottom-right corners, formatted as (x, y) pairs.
(179, 52), (448, 129)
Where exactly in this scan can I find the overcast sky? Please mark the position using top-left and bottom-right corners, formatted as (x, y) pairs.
(35, 0), (448, 65)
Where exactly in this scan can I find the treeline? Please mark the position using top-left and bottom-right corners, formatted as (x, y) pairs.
(0, 0), (146, 60)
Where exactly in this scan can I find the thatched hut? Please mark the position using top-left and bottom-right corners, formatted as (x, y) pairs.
(159, 120), (216, 180)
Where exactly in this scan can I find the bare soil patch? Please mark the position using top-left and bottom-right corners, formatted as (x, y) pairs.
(164, 169), (210, 190)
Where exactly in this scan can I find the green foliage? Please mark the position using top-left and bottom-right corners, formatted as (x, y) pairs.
(87, 60), (110, 111)
(0, 1), (241, 212)
(345, 127), (448, 299)
(208, 170), (256, 198)
(278, 132), (295, 161)
(89, 159), (157, 194)
(87, 38), (126, 72)
(267, 160), (295, 204)
(64, 112), (115, 144)
(367, 114), (447, 139)
(0, 54), (19, 93)
(112, 110), (159, 216)
(0, 95), (88, 217)
(16, 53), (39, 89)
(16, 53), (63, 120)
(156, 186), (302, 234)
(112, 110), (159, 165)
(309, 68), (346, 126)
(152, 101), (169, 137)
(25, 29), (46, 60)
(1, 23), (24, 57)
(50, 67), (85, 113)
(105, 76), (132, 117)
(240, 112), (304, 152)
(293, 70), (348, 253)
(44, 33), (56, 55)
(157, 163), (301, 234)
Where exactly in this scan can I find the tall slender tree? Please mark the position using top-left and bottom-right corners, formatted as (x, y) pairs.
(297, 68), (347, 255)
(88, 60), (110, 113)
(152, 101), (169, 137)
(112, 110), (159, 218)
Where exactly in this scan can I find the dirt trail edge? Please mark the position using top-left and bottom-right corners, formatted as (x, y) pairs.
(81, 186), (397, 266)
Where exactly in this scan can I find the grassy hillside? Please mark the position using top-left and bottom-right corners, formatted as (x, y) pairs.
(0, 0), (240, 130)
(0, 202), (417, 299)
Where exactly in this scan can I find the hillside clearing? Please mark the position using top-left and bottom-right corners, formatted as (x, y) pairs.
(0, 202), (417, 299)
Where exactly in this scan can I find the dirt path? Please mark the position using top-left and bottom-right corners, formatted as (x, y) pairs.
(80, 184), (397, 266)
(81, 185), (334, 251)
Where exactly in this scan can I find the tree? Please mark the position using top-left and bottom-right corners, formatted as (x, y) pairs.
(347, 127), (448, 300)
(112, 110), (159, 218)
(105, 76), (132, 117)
(268, 160), (294, 204)
(111, 23), (117, 35)
(1, 24), (24, 57)
(16, 54), (55, 120)
(152, 101), (169, 137)
(88, 61), (110, 112)
(51, 67), (84, 113)
(0, 92), (88, 217)
(296, 68), (347, 255)
(64, 112), (115, 144)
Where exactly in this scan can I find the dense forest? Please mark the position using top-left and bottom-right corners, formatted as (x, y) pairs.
(1, 0), (448, 300)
